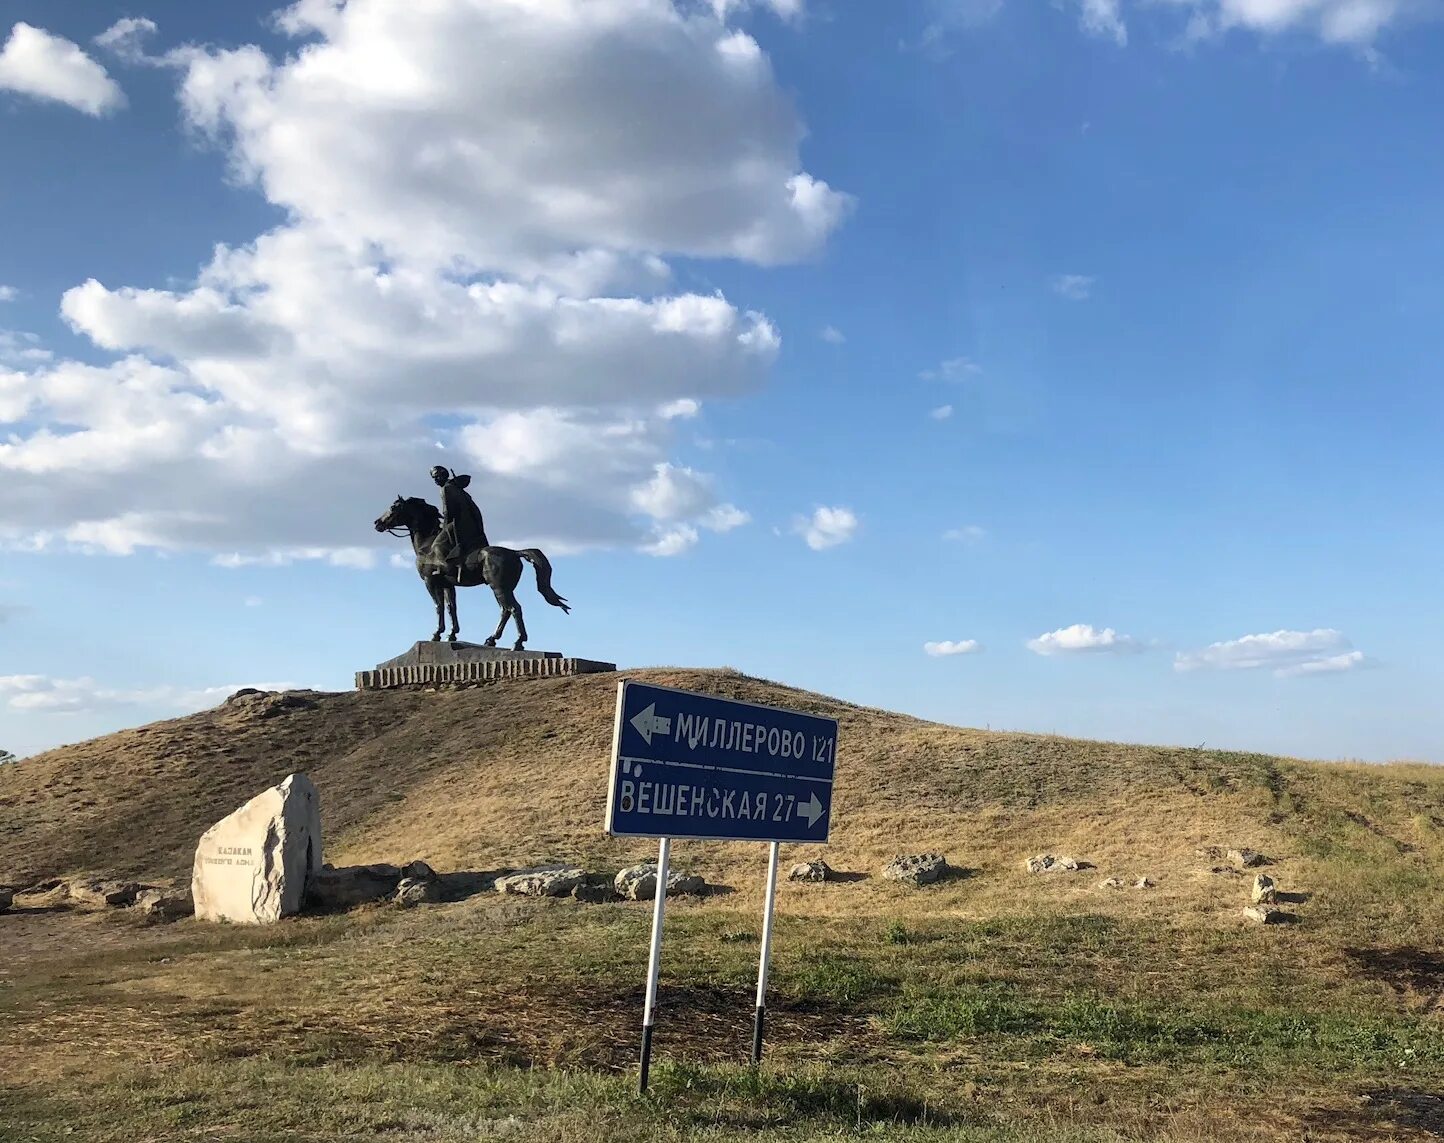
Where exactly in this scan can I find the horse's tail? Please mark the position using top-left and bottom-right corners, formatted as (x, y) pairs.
(517, 549), (570, 613)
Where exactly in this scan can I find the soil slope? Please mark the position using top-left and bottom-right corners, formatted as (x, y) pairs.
(5, 668), (1441, 922)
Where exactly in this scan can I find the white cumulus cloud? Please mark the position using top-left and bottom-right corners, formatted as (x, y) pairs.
(938, 0), (1425, 49)
(1027, 623), (1143, 655)
(179, 0), (849, 273)
(924, 639), (983, 657)
(0, 23), (124, 116)
(1168, 0), (1420, 47)
(1078, 0), (1128, 43)
(1051, 274), (1095, 301)
(0, 1), (849, 565)
(920, 356), (981, 381)
(1174, 629), (1371, 678)
(703, 504), (751, 532)
(0, 286), (17, 302)
(794, 505), (858, 550)
(928, 404), (954, 420)
(643, 524), (700, 557)
(93, 17), (160, 64)
(0, 675), (297, 714)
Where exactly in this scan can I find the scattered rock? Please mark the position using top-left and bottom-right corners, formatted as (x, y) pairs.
(221, 689), (319, 720)
(309, 864), (404, 909)
(1024, 854), (1081, 875)
(1134, 878), (1155, 890)
(1195, 846), (1225, 861)
(496, 865), (587, 897)
(192, 772), (323, 924)
(1251, 873), (1277, 905)
(135, 887), (193, 920)
(1209, 865), (1242, 877)
(572, 880), (618, 904)
(435, 871), (495, 899)
(882, 853), (948, 886)
(67, 878), (140, 909)
(402, 860), (435, 881)
(614, 864), (707, 900)
(1230, 848), (1267, 868)
(394, 876), (442, 908)
(1244, 904), (1284, 925)
(0, 886), (12, 913)
(1099, 877), (1126, 890)
(789, 860), (832, 883)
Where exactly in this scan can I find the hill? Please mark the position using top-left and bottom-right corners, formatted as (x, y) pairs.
(6, 667), (1443, 928)
(6, 668), (1444, 1141)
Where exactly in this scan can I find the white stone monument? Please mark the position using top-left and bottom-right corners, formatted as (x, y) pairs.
(192, 773), (322, 924)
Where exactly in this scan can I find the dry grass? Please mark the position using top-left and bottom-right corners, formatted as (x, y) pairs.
(5, 668), (1444, 1140)
(7, 666), (1414, 889)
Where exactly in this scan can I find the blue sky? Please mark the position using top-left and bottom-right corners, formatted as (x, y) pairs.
(2, 0), (1442, 762)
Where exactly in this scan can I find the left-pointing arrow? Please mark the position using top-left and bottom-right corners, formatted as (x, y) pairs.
(630, 703), (671, 746)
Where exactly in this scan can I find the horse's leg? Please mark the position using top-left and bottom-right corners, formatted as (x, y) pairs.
(447, 581), (460, 642)
(508, 591), (528, 651)
(427, 576), (445, 641)
(494, 552), (527, 651)
(484, 582), (511, 648)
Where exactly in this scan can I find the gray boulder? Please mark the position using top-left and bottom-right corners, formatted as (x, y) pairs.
(68, 878), (140, 909)
(402, 860), (436, 881)
(496, 865), (587, 897)
(135, 887), (193, 919)
(572, 879), (618, 904)
(1099, 877), (1125, 890)
(308, 864), (403, 909)
(394, 876), (442, 907)
(789, 860), (832, 883)
(1134, 877), (1155, 890)
(1024, 854), (1081, 875)
(1244, 904), (1284, 924)
(1251, 873), (1277, 905)
(1230, 848), (1267, 868)
(614, 864), (706, 901)
(882, 853), (948, 886)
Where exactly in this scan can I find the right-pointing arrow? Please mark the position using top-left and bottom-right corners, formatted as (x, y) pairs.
(800, 792), (825, 827)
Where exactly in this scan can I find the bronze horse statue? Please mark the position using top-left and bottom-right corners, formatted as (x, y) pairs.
(374, 496), (569, 648)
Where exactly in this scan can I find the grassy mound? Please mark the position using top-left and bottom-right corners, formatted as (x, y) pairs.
(5, 668), (1444, 1140)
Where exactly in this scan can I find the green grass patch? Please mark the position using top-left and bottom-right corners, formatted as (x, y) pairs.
(889, 984), (1444, 1071)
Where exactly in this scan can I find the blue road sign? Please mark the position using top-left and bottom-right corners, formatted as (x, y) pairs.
(606, 681), (839, 844)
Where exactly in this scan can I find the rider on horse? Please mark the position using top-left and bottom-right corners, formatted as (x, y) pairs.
(430, 465), (489, 583)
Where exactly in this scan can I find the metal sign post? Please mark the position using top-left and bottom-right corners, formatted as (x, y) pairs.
(606, 680), (839, 1091)
(752, 840), (781, 1065)
(638, 835), (670, 1094)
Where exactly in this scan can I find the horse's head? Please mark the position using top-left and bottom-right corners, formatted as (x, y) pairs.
(375, 495), (441, 536)
(374, 494), (409, 533)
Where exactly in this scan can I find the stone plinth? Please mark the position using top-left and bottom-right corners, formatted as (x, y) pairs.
(192, 773), (322, 924)
(356, 641), (615, 689)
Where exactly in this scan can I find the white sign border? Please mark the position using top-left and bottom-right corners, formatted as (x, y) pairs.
(603, 678), (838, 845)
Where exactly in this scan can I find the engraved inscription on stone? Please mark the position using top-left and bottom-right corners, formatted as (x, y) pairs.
(192, 774), (322, 924)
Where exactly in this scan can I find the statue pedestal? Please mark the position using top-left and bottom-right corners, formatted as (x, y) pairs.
(355, 641), (616, 690)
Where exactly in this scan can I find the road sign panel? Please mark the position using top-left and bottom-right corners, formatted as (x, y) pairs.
(606, 680), (839, 844)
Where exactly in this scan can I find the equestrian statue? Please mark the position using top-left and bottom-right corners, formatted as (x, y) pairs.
(373, 465), (570, 648)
